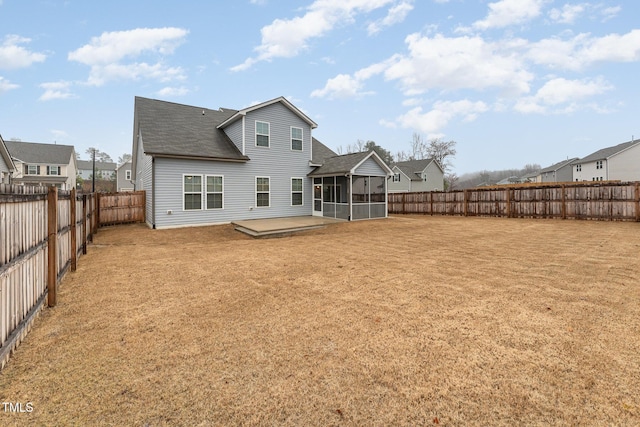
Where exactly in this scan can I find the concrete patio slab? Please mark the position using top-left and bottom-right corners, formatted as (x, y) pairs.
(232, 216), (343, 237)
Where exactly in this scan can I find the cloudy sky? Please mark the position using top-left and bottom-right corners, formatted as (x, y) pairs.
(1, 0), (638, 174)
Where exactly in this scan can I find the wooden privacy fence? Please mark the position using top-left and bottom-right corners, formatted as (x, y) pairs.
(0, 186), (145, 369)
(388, 182), (640, 221)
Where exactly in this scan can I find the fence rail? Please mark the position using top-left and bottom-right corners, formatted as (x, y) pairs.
(0, 186), (145, 369)
(388, 182), (640, 222)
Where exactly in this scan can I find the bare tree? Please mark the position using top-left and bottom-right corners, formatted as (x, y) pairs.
(425, 138), (457, 174)
(118, 153), (132, 164)
(86, 147), (113, 163)
(445, 172), (459, 190)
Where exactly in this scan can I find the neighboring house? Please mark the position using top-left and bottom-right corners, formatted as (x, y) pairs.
(116, 161), (134, 191)
(0, 134), (17, 184)
(5, 140), (77, 190)
(388, 159), (444, 192)
(522, 172), (540, 183)
(572, 139), (640, 182)
(496, 176), (524, 185)
(539, 158), (578, 183)
(132, 96), (393, 229)
(77, 160), (117, 180)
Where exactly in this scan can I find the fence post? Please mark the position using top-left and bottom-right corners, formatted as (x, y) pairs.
(463, 190), (468, 217)
(635, 182), (640, 222)
(430, 192), (434, 216)
(47, 186), (58, 307)
(70, 188), (77, 271)
(96, 193), (101, 229)
(561, 184), (567, 220)
(82, 194), (88, 254)
(402, 192), (406, 214)
(506, 188), (511, 218)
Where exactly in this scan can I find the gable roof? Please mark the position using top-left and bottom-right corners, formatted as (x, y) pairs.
(393, 159), (440, 181)
(0, 134), (16, 172)
(116, 160), (132, 172)
(308, 150), (393, 177)
(577, 139), (640, 163)
(539, 158), (579, 173)
(77, 160), (117, 171)
(134, 97), (249, 161)
(217, 96), (318, 129)
(311, 138), (338, 165)
(5, 140), (75, 165)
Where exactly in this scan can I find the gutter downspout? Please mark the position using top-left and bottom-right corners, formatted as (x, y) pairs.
(152, 157), (156, 229)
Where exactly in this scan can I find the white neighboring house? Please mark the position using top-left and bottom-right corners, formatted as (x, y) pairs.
(5, 140), (77, 189)
(0, 134), (17, 184)
(388, 159), (444, 192)
(572, 139), (640, 182)
(116, 161), (134, 191)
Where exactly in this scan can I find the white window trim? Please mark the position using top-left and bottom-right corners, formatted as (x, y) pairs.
(291, 126), (303, 151)
(256, 176), (270, 208)
(47, 165), (61, 176)
(27, 165), (38, 175)
(183, 174), (203, 211)
(291, 177), (304, 206)
(125, 170), (131, 180)
(255, 121), (270, 148)
(393, 173), (401, 182)
(205, 175), (224, 210)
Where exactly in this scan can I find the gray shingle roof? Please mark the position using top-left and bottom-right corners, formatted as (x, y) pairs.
(311, 138), (337, 165)
(5, 140), (75, 164)
(308, 150), (371, 176)
(394, 159), (436, 181)
(577, 139), (640, 163)
(134, 97), (249, 161)
(77, 160), (117, 171)
(539, 158), (579, 173)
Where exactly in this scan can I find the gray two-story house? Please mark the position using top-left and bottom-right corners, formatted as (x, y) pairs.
(388, 159), (444, 192)
(539, 158), (578, 183)
(132, 96), (392, 229)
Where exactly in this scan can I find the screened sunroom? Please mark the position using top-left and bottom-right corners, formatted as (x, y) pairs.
(308, 150), (393, 221)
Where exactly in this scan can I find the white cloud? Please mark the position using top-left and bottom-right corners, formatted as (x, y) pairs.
(0, 76), (19, 93)
(231, 0), (395, 71)
(0, 35), (47, 69)
(156, 86), (190, 97)
(548, 4), (586, 24)
(600, 6), (621, 21)
(514, 76), (612, 113)
(39, 81), (75, 101)
(471, 0), (548, 31)
(527, 30), (640, 70)
(68, 27), (188, 86)
(367, 1), (414, 35)
(385, 33), (533, 96)
(50, 129), (69, 139)
(384, 99), (489, 134)
(311, 73), (369, 99)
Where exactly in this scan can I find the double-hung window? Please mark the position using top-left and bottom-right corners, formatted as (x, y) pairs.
(393, 173), (401, 182)
(291, 178), (303, 206)
(256, 177), (270, 207)
(27, 165), (39, 175)
(47, 166), (60, 176)
(576, 164), (582, 172)
(291, 127), (303, 151)
(125, 170), (131, 180)
(206, 176), (223, 209)
(596, 160), (603, 169)
(256, 121), (270, 147)
(183, 175), (202, 210)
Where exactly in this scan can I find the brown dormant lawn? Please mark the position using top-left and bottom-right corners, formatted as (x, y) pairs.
(1, 215), (639, 426)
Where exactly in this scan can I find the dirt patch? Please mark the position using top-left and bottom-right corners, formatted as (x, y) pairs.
(1, 216), (639, 425)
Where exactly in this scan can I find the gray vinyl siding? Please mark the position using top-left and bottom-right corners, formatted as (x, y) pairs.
(134, 134), (154, 227)
(609, 142), (640, 181)
(354, 157), (387, 176)
(388, 167), (411, 192)
(0, 153), (8, 174)
(152, 103), (314, 228)
(116, 162), (134, 191)
(224, 119), (243, 154)
(420, 161), (444, 191)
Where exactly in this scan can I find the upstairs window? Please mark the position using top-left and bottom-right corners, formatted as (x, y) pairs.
(576, 164), (582, 172)
(26, 165), (39, 175)
(596, 160), (603, 169)
(47, 166), (60, 176)
(393, 173), (401, 182)
(256, 121), (270, 147)
(291, 127), (303, 151)
(125, 170), (131, 180)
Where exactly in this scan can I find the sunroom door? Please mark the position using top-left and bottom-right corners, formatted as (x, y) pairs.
(313, 178), (322, 216)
